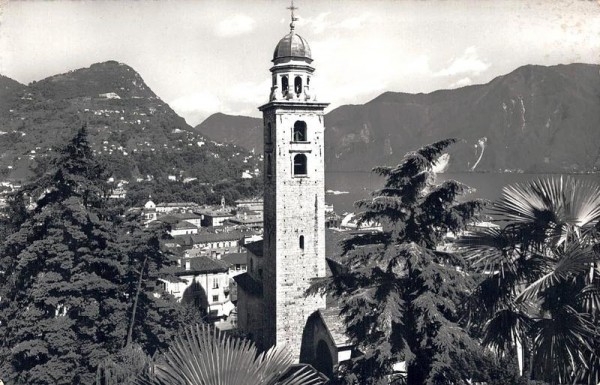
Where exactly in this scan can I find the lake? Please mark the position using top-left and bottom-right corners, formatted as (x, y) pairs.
(324, 171), (600, 214)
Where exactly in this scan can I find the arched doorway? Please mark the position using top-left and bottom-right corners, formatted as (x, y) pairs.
(314, 339), (334, 378)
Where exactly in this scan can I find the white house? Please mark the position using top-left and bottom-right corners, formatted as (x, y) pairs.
(160, 256), (235, 319)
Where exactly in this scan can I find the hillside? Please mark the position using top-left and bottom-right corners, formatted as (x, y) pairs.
(195, 113), (263, 154)
(197, 63), (600, 173)
(0, 61), (260, 182)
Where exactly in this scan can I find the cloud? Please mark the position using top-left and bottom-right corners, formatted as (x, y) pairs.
(449, 77), (473, 88)
(215, 14), (255, 37)
(295, 12), (370, 34)
(434, 46), (490, 77)
(226, 79), (271, 106)
(170, 91), (223, 126)
(336, 14), (370, 30)
(295, 12), (332, 34)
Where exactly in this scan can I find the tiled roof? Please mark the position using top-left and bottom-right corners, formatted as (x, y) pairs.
(233, 273), (262, 296)
(173, 220), (198, 230)
(189, 231), (249, 244)
(221, 253), (248, 265)
(319, 307), (352, 348)
(165, 256), (229, 275)
(196, 209), (234, 218)
(157, 202), (199, 207)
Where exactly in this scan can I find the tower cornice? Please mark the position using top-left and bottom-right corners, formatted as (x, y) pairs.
(258, 101), (329, 112)
(270, 64), (315, 73)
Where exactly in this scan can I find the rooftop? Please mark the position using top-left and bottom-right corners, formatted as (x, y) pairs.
(221, 252), (248, 266)
(165, 256), (229, 276)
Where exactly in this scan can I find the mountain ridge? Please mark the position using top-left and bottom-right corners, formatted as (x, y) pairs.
(198, 63), (600, 173)
(0, 61), (260, 182)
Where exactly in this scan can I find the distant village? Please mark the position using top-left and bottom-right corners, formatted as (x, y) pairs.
(84, 190), (369, 333)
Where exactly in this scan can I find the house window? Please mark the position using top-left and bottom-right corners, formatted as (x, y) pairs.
(212, 278), (219, 289)
(293, 154), (307, 175)
(235, 264), (241, 271)
(293, 121), (307, 142)
(299, 235), (304, 250)
(212, 295), (219, 302)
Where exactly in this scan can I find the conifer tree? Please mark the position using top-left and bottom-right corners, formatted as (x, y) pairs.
(0, 126), (126, 384)
(0, 126), (193, 384)
(311, 139), (487, 385)
(118, 217), (199, 354)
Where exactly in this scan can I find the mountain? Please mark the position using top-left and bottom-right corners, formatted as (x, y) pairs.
(196, 63), (600, 173)
(0, 61), (259, 182)
(195, 113), (263, 154)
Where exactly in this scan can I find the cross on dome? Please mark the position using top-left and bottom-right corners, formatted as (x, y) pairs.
(287, 0), (299, 32)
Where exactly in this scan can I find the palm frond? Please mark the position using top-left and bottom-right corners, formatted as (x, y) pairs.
(516, 244), (597, 303)
(495, 176), (600, 245)
(482, 307), (531, 355)
(531, 306), (596, 384)
(137, 324), (326, 385)
(577, 280), (600, 313)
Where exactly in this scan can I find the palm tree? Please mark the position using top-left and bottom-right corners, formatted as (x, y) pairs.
(457, 176), (600, 384)
(133, 323), (326, 385)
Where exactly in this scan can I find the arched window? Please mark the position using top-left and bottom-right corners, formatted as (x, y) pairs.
(293, 154), (307, 175)
(299, 235), (304, 250)
(293, 121), (307, 142)
(282, 76), (289, 94)
(294, 76), (302, 95)
(266, 122), (272, 144)
(266, 153), (272, 177)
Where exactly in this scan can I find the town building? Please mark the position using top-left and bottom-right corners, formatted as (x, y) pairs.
(235, 198), (263, 213)
(196, 208), (235, 227)
(227, 211), (263, 229)
(155, 202), (199, 214)
(160, 256), (235, 319)
(174, 229), (259, 256)
(143, 200), (158, 222)
(169, 221), (199, 236)
(220, 252), (249, 302)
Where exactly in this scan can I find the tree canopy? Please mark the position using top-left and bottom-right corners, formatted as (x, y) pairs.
(0, 126), (194, 385)
(311, 139), (489, 385)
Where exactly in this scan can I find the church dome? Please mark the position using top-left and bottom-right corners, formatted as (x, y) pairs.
(273, 32), (312, 61)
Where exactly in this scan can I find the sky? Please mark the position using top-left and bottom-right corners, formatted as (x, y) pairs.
(1, 0), (599, 126)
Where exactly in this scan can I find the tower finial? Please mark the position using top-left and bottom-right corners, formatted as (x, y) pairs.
(287, 0), (298, 32)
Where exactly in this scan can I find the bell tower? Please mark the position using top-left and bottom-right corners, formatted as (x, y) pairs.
(258, 2), (329, 360)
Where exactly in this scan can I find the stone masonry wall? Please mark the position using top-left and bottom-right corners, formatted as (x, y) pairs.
(262, 104), (327, 360)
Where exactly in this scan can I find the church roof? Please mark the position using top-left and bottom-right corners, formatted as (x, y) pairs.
(273, 32), (312, 61)
(233, 272), (263, 296)
(243, 239), (263, 257)
(318, 307), (352, 348)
